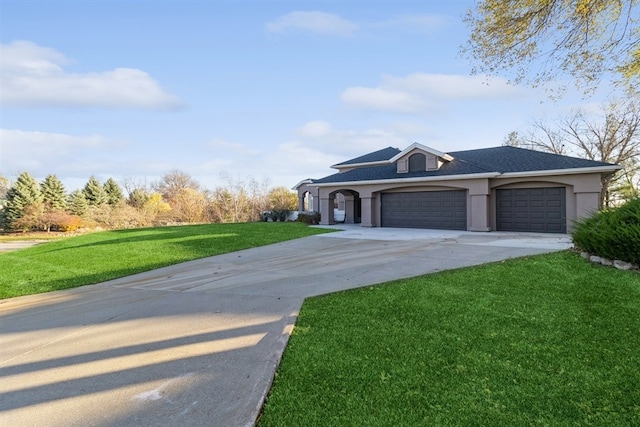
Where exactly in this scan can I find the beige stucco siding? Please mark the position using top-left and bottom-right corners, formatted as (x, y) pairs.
(306, 170), (606, 232)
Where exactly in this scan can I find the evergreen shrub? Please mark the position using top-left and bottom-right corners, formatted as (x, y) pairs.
(297, 211), (321, 225)
(572, 198), (640, 265)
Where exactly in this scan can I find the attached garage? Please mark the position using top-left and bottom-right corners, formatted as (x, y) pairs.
(381, 190), (467, 230)
(496, 187), (566, 233)
(304, 143), (619, 231)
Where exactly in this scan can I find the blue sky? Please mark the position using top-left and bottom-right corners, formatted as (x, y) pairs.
(0, 0), (606, 192)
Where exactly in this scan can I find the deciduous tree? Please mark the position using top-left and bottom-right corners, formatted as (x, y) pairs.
(0, 174), (9, 205)
(463, 0), (640, 94)
(154, 170), (200, 205)
(267, 186), (298, 211)
(141, 192), (171, 224)
(171, 188), (206, 223)
(518, 99), (640, 206)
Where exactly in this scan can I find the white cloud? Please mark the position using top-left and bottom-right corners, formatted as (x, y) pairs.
(195, 121), (410, 188)
(0, 128), (116, 184)
(0, 40), (183, 109)
(266, 11), (357, 36)
(264, 125), (409, 183)
(266, 12), (449, 38)
(287, 121), (407, 160)
(296, 120), (333, 138)
(341, 73), (526, 113)
(383, 73), (522, 99)
(341, 87), (432, 114)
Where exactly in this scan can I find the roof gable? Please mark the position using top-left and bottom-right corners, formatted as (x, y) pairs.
(389, 142), (454, 163)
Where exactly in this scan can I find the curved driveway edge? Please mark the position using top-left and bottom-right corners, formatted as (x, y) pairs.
(0, 228), (572, 426)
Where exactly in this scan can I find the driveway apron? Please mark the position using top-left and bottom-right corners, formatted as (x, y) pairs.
(0, 228), (571, 426)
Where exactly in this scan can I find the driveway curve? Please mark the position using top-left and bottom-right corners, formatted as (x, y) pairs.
(0, 227), (571, 426)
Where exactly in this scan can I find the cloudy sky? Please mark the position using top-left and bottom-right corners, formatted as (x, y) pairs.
(0, 0), (607, 192)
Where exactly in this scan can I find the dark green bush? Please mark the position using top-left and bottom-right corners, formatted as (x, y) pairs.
(572, 198), (640, 265)
(270, 210), (289, 222)
(297, 211), (321, 225)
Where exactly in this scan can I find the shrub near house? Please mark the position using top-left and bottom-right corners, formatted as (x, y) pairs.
(572, 198), (640, 266)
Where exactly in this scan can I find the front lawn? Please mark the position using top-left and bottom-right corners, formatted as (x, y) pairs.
(259, 251), (640, 426)
(0, 222), (333, 299)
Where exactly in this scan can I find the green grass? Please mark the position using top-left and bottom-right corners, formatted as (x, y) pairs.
(0, 222), (333, 299)
(259, 251), (640, 426)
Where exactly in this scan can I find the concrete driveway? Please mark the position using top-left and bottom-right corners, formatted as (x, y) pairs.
(0, 226), (571, 426)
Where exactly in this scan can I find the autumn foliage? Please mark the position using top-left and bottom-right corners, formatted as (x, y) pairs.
(0, 170), (300, 233)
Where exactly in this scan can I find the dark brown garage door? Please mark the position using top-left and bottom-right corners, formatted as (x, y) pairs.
(496, 187), (566, 233)
(381, 190), (467, 230)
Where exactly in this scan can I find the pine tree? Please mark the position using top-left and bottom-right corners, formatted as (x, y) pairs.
(127, 188), (150, 209)
(83, 176), (107, 206)
(3, 172), (42, 229)
(67, 190), (89, 216)
(104, 178), (124, 206)
(40, 174), (67, 210)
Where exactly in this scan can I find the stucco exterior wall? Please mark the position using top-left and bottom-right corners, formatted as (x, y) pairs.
(295, 182), (320, 213)
(300, 171), (605, 233)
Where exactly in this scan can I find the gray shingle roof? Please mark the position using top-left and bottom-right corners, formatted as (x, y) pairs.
(313, 146), (616, 184)
(450, 146), (613, 172)
(334, 147), (401, 166)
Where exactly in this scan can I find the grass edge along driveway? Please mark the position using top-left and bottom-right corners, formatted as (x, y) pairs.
(259, 251), (640, 426)
(0, 222), (334, 299)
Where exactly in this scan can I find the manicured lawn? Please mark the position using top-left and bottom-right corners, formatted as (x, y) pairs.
(0, 222), (333, 299)
(259, 251), (640, 426)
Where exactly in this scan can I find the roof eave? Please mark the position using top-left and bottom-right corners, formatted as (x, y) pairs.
(311, 172), (501, 187)
(291, 178), (315, 190)
(330, 160), (390, 169)
(499, 165), (622, 178)
(311, 165), (621, 188)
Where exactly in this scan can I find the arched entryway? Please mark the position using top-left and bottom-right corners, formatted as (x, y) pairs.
(329, 189), (361, 224)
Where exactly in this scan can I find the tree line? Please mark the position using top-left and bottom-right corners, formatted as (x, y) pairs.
(503, 99), (640, 208)
(0, 170), (298, 232)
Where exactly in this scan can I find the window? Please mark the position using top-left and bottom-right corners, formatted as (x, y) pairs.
(408, 153), (426, 172)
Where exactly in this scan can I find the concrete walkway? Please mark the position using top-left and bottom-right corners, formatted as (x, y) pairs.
(0, 227), (572, 426)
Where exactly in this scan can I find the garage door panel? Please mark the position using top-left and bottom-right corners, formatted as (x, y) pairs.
(496, 187), (566, 233)
(381, 191), (467, 230)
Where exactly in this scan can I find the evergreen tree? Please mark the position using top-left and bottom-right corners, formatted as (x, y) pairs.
(104, 178), (124, 206)
(67, 190), (89, 216)
(127, 188), (150, 209)
(40, 174), (67, 210)
(3, 172), (42, 229)
(83, 176), (107, 206)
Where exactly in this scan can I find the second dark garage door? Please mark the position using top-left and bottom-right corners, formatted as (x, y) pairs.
(496, 187), (566, 233)
(381, 190), (467, 230)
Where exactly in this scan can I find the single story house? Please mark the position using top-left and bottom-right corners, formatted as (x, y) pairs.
(294, 143), (620, 233)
